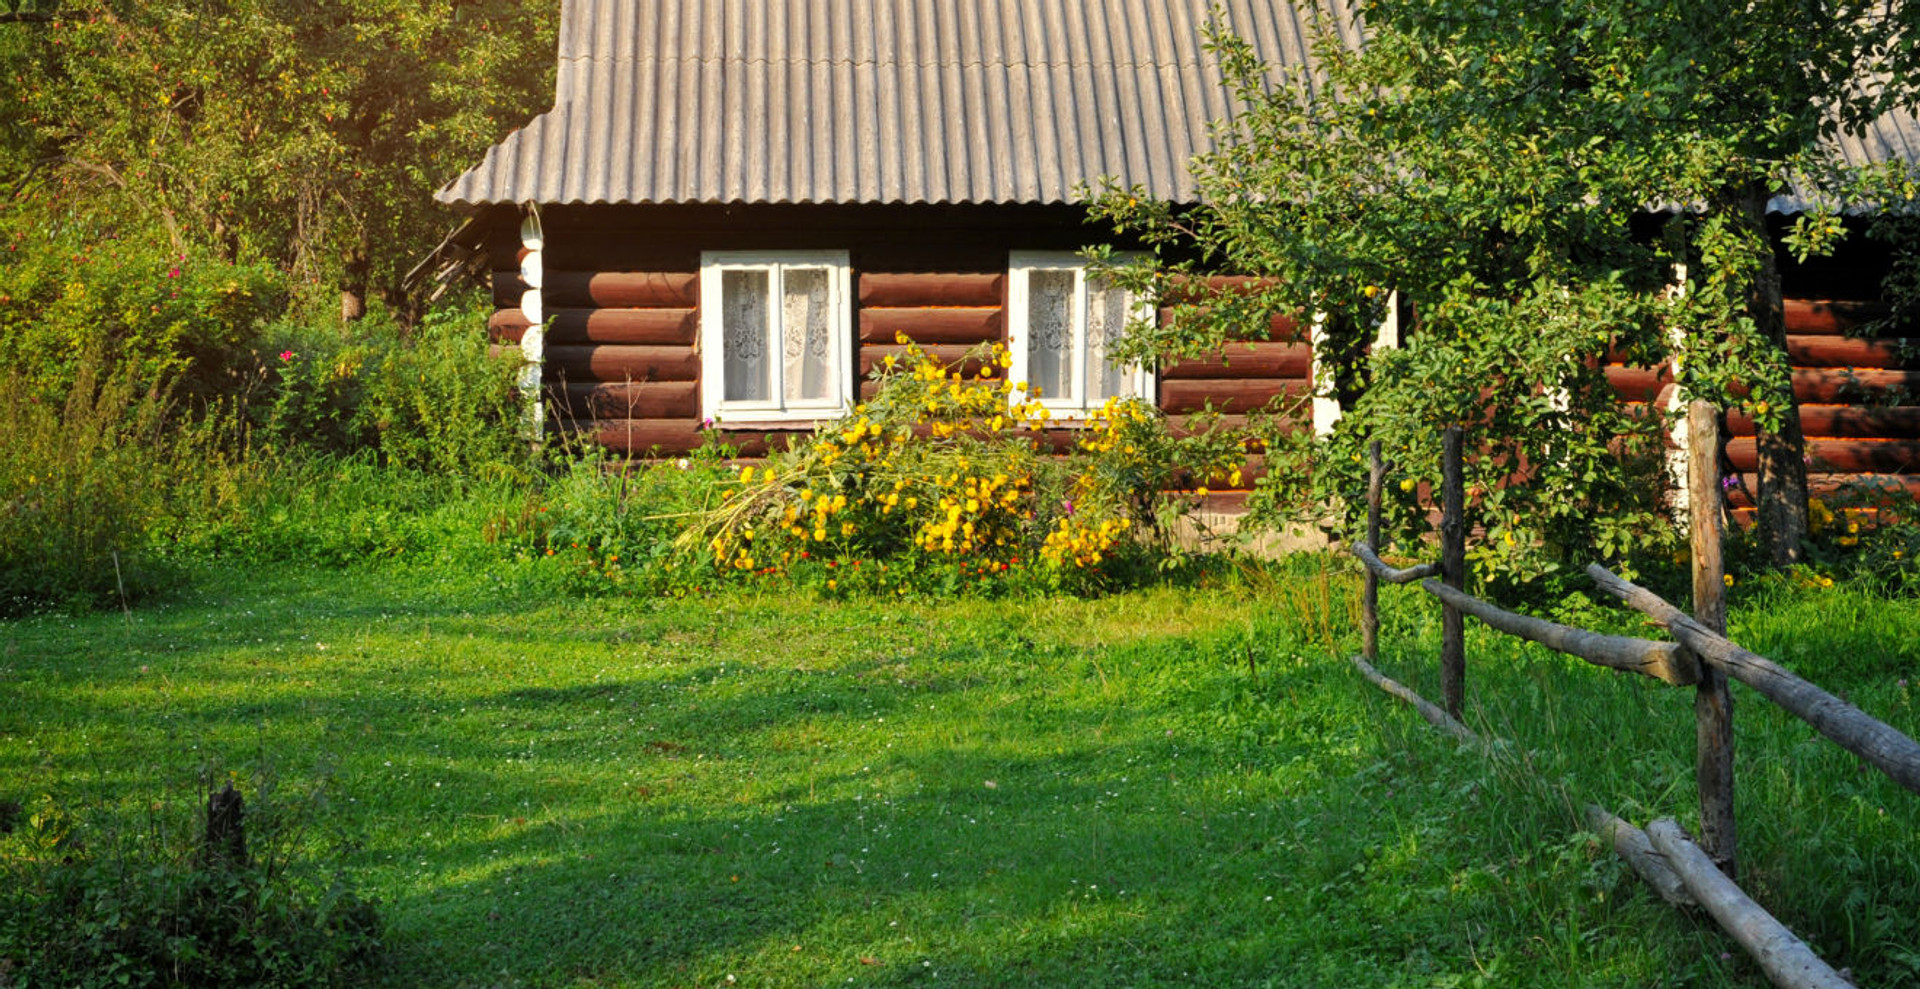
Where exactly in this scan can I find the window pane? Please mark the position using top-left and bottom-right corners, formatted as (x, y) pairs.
(781, 267), (833, 404)
(1027, 269), (1076, 402)
(1086, 279), (1137, 400)
(721, 269), (771, 402)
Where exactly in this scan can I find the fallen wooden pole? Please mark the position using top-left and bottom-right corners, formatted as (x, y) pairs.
(1352, 541), (1443, 586)
(1589, 564), (1920, 797)
(1418, 579), (1701, 686)
(1584, 805), (1694, 906)
(1644, 819), (1854, 989)
(1349, 654), (1479, 745)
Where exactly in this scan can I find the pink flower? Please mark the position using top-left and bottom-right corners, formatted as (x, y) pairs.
(167, 266), (181, 278)
(279, 350), (294, 362)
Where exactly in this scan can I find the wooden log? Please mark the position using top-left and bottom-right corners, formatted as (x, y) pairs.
(1364, 441), (1384, 662)
(858, 307), (1004, 345)
(1783, 298), (1888, 335)
(1351, 541), (1443, 586)
(1727, 437), (1920, 473)
(1786, 335), (1918, 369)
(1417, 578), (1701, 686)
(1158, 378), (1310, 415)
(1583, 805), (1694, 906)
(1441, 427), (1467, 720)
(1161, 274), (1282, 303)
(551, 381), (699, 420)
(1727, 404), (1920, 439)
(562, 418), (807, 458)
(1604, 366), (1672, 403)
(1153, 313), (1307, 346)
(492, 308), (698, 346)
(1723, 472), (1920, 508)
(544, 345), (699, 383)
(858, 272), (1004, 308)
(1790, 367), (1920, 403)
(1589, 564), (1920, 796)
(859, 344), (987, 379)
(493, 270), (696, 308)
(1689, 399), (1737, 875)
(1160, 341), (1313, 379)
(1643, 819), (1855, 989)
(1349, 654), (1480, 746)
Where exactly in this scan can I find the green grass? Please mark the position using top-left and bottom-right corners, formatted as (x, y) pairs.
(3, 558), (1918, 987)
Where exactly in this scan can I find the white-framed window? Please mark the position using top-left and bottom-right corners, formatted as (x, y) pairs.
(1006, 251), (1153, 416)
(698, 250), (852, 423)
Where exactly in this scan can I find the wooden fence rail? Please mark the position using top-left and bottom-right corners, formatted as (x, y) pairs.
(1351, 423), (1920, 988)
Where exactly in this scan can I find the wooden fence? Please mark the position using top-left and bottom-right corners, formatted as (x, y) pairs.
(1351, 423), (1920, 989)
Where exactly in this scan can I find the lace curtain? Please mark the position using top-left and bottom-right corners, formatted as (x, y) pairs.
(1086, 279), (1137, 400)
(781, 267), (832, 404)
(721, 269), (770, 402)
(1026, 269), (1076, 402)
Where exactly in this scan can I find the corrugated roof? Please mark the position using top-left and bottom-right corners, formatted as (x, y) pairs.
(438, 0), (1360, 207)
(438, 0), (1920, 210)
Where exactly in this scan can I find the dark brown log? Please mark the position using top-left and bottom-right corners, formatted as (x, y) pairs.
(1351, 541), (1443, 586)
(1688, 400), (1736, 874)
(1644, 820), (1855, 989)
(544, 345), (699, 383)
(1418, 578), (1701, 686)
(1727, 437), (1920, 473)
(1158, 378), (1309, 415)
(1441, 427), (1467, 720)
(491, 308), (697, 346)
(1589, 565), (1920, 796)
(1161, 275), (1282, 303)
(859, 344), (987, 379)
(564, 418), (812, 458)
(495, 270), (699, 309)
(858, 272), (1004, 308)
(1160, 342), (1313, 380)
(1790, 367), (1920, 403)
(1783, 298), (1889, 335)
(1584, 806), (1694, 906)
(1192, 490), (1252, 513)
(1364, 441), (1384, 662)
(1727, 404), (1920, 439)
(1349, 654), (1480, 746)
(858, 307), (1004, 345)
(1723, 472), (1920, 508)
(551, 381), (699, 420)
(1605, 365), (1670, 403)
(204, 782), (248, 869)
(1787, 335), (1919, 369)
(1153, 312), (1307, 345)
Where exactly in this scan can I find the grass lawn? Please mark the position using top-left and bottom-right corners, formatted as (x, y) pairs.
(3, 558), (1918, 987)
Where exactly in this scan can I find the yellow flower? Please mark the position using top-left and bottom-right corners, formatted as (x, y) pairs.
(1724, 574), (1735, 587)
(1400, 478), (1415, 493)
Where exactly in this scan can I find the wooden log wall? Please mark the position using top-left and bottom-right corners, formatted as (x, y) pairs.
(477, 206), (1283, 508)
(1602, 296), (1920, 513)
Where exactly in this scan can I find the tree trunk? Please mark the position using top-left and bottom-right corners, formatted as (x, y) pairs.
(1738, 183), (1809, 566)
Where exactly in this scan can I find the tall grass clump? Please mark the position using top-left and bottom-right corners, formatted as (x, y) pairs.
(0, 361), (178, 615)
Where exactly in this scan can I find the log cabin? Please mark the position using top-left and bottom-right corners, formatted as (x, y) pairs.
(434, 0), (1920, 513)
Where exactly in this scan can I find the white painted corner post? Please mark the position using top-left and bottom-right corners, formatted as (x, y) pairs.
(1309, 310), (1342, 436)
(1308, 291), (1400, 436)
(518, 203), (547, 443)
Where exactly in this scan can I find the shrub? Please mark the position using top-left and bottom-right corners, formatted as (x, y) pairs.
(0, 211), (282, 403)
(0, 777), (381, 989)
(673, 340), (1246, 595)
(251, 296), (525, 474)
(0, 361), (175, 615)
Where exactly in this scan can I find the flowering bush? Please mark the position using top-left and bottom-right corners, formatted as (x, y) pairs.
(671, 339), (1246, 595)
(1799, 481), (1920, 594)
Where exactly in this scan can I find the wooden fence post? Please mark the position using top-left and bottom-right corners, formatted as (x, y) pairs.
(1364, 439), (1384, 662)
(1689, 399), (1737, 877)
(1441, 426), (1466, 719)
